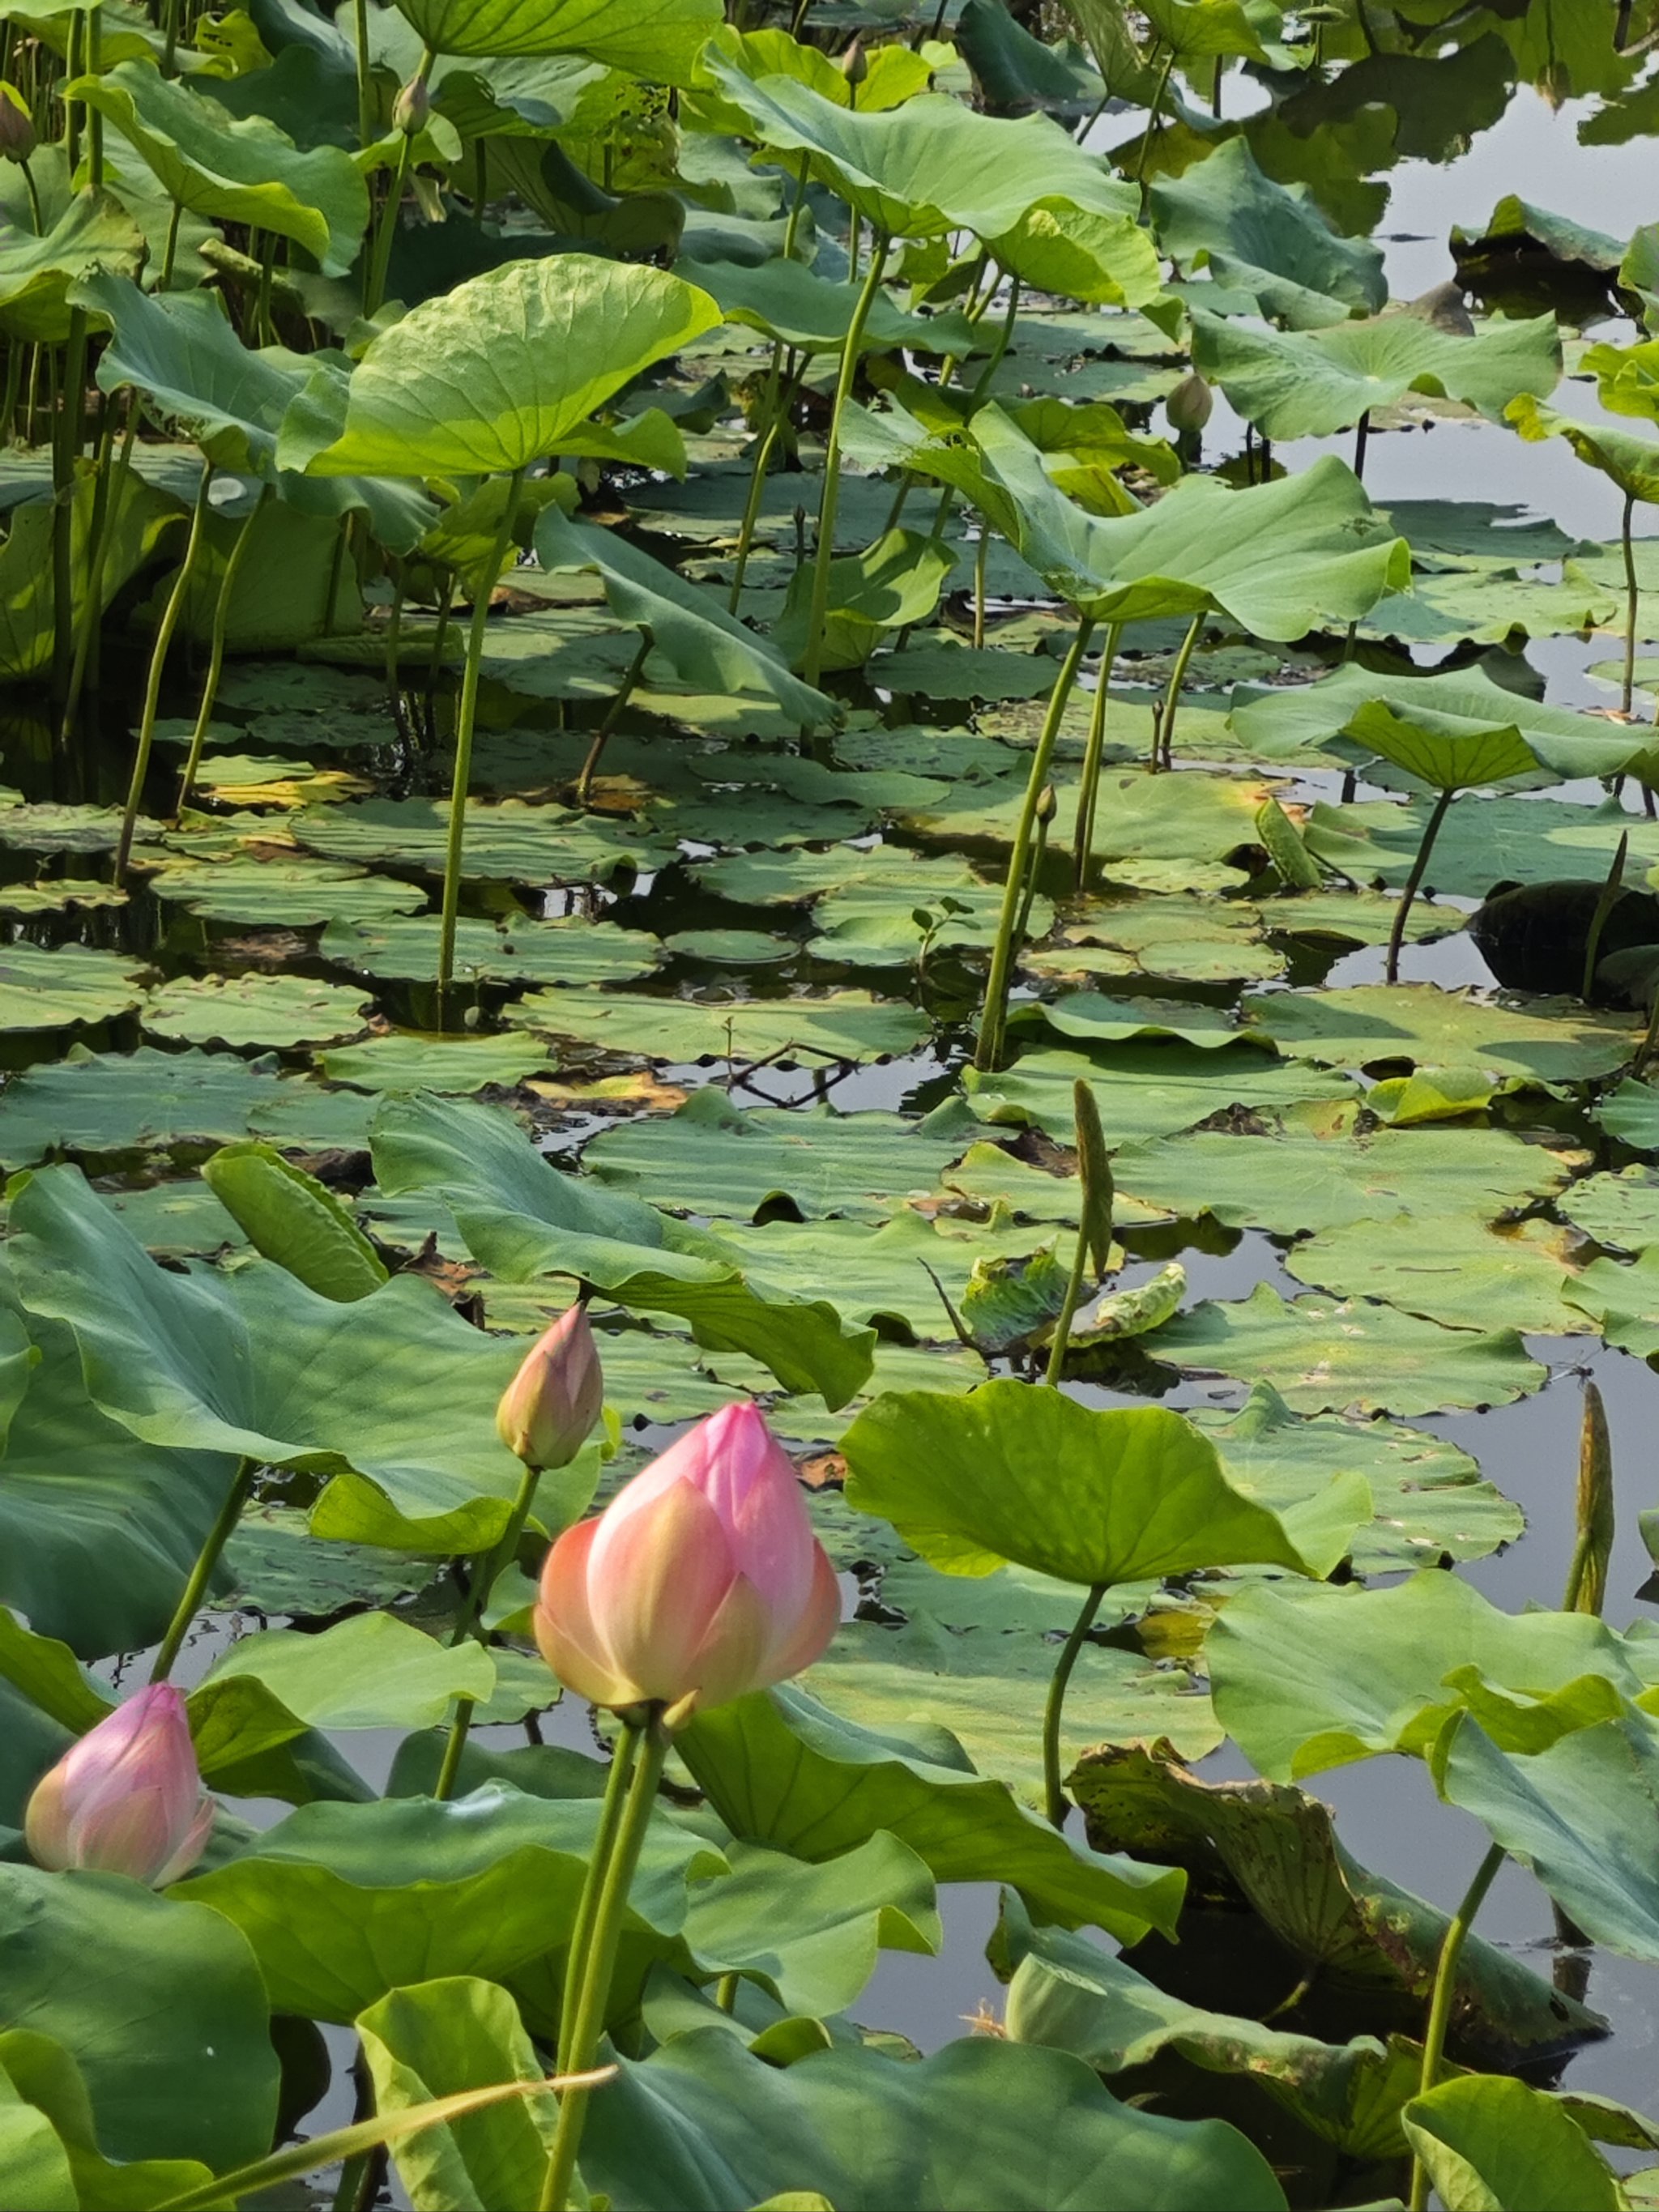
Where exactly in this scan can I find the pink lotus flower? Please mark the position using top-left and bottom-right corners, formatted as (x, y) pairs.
(26, 1685), (215, 1887)
(535, 1401), (840, 1724)
(497, 1306), (604, 1471)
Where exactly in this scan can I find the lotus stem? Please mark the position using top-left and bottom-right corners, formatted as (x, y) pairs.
(150, 1457), (258, 1682)
(1044, 1077), (1113, 1387)
(116, 458), (215, 885)
(1153, 610), (1203, 772)
(19, 156), (42, 235)
(1621, 489), (1640, 719)
(928, 274), (1021, 543)
(1133, 45), (1176, 190)
(974, 617), (1094, 1072)
(353, 0), (373, 149)
(62, 402), (136, 742)
(540, 1713), (669, 2211)
(1383, 783), (1454, 986)
(1353, 408), (1370, 481)
(160, 197), (183, 289)
(176, 483), (272, 816)
(555, 1724), (642, 2074)
(1074, 623), (1121, 888)
(437, 462), (523, 1003)
(1634, 977), (1659, 1080)
(973, 524), (988, 649)
(1407, 1841), (1507, 2212)
(576, 629), (650, 804)
(433, 1457), (545, 1802)
(365, 48), (433, 316)
(728, 347), (789, 613)
(1581, 831), (1628, 1000)
(1042, 1581), (1107, 1827)
(801, 230), (890, 692)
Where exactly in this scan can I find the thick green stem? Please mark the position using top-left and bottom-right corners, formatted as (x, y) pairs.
(1043, 1231), (1093, 1387)
(50, 308), (88, 699)
(62, 404), (135, 741)
(576, 629), (649, 804)
(540, 1716), (670, 2212)
(728, 347), (789, 614)
(150, 1458), (257, 1681)
(1383, 784), (1454, 985)
(176, 483), (271, 816)
(160, 197), (183, 289)
(1073, 624), (1120, 888)
(1407, 1843), (1506, 2212)
(353, 0), (373, 148)
(433, 1457), (544, 1802)
(19, 159), (43, 235)
(365, 49), (433, 316)
(555, 1725), (642, 2076)
(1152, 610), (1202, 772)
(1622, 489), (1640, 719)
(973, 617), (1094, 1072)
(1042, 1581), (1107, 1827)
(801, 232), (889, 692)
(116, 459), (214, 884)
(437, 463), (522, 1001)
(1133, 45), (1176, 188)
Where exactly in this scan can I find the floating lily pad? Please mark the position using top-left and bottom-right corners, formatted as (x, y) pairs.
(1026, 897), (1284, 987)
(1283, 1211), (1588, 1336)
(320, 1032), (557, 1093)
(0, 943), (151, 1032)
(1155, 1281), (1546, 1415)
(0, 803), (163, 854)
(148, 859), (429, 927)
(292, 797), (675, 884)
(510, 988), (929, 1066)
(0, 880), (127, 915)
(143, 973), (373, 1051)
(966, 1042), (1356, 1145)
(1243, 983), (1636, 1082)
(98, 1178), (248, 1255)
(663, 929), (797, 965)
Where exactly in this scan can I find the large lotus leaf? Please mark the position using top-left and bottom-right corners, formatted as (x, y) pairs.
(150, 857), (428, 928)
(1192, 305), (1561, 441)
(533, 509), (838, 730)
(70, 61), (368, 276)
(292, 795), (675, 882)
(1302, 791), (1659, 897)
(322, 1031), (558, 1093)
(1070, 1745), (1602, 2066)
(578, 2029), (1286, 2212)
(0, 1309), (238, 1660)
(1207, 1572), (1659, 1784)
(1508, 393), (1659, 503)
(319, 911), (659, 987)
(1149, 139), (1387, 328)
(0, 1044), (364, 1167)
(958, 0), (1107, 107)
(1230, 663), (1648, 786)
(369, 1093), (874, 1407)
(0, 1865), (278, 2170)
(679, 1682), (1183, 1941)
(1003, 1912), (1423, 2163)
(0, 189), (144, 344)
(698, 54), (1160, 305)
(282, 257), (719, 479)
(0, 942), (150, 1033)
(807, 1608), (1222, 1785)
(964, 410), (1408, 638)
(510, 986), (928, 1065)
(141, 970), (371, 1051)
(966, 1041), (1356, 1147)
(175, 1784), (726, 2024)
(1117, 1105), (1576, 1237)
(394, 0), (717, 78)
(358, 1977), (557, 2212)
(1285, 1211), (1586, 1336)
(6, 1164), (564, 1554)
(1402, 2075), (1625, 2212)
(1243, 982), (1638, 1081)
(841, 1380), (1363, 1583)
(1155, 1281), (1545, 1416)
(680, 254), (980, 357)
(1195, 1385), (1520, 1576)
(584, 1092), (970, 1225)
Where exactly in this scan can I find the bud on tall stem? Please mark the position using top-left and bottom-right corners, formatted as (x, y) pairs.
(497, 1305), (603, 1472)
(26, 1686), (214, 1886)
(0, 85), (36, 164)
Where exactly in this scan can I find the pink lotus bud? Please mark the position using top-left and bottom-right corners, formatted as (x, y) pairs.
(392, 73), (429, 136)
(497, 1306), (604, 1470)
(535, 1400), (841, 1724)
(26, 1686), (215, 1887)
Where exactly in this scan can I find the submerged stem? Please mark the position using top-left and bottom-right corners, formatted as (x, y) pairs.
(1406, 1841), (1506, 2212)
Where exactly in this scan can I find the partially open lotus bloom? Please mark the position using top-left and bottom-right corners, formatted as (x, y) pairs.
(26, 1684), (215, 1887)
(535, 1400), (841, 1724)
(497, 1304), (604, 1470)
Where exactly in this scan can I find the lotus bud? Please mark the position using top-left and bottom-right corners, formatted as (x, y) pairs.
(838, 36), (867, 86)
(535, 1400), (840, 1726)
(26, 1686), (215, 1887)
(392, 73), (430, 137)
(0, 86), (36, 165)
(1166, 371), (1213, 435)
(497, 1305), (604, 1471)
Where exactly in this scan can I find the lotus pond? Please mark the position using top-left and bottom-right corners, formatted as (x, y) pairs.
(13, 3), (1659, 2209)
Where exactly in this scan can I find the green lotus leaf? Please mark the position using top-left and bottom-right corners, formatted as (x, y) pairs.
(0, 188), (143, 344)
(394, 0), (719, 79)
(842, 1377), (1364, 1582)
(0, 472), (181, 681)
(0, 941), (151, 1033)
(1242, 982), (1636, 1081)
(773, 528), (958, 672)
(680, 254), (981, 357)
(202, 1141), (388, 1301)
(533, 508), (838, 729)
(676, 1681), (1186, 1941)
(1509, 391), (1659, 504)
(1149, 139), (1387, 329)
(698, 52), (1160, 305)
(292, 795), (675, 881)
(957, 0), (1106, 110)
(318, 910), (660, 987)
(966, 1040), (1355, 1147)
(1192, 303), (1560, 441)
(141, 970), (372, 1051)
(281, 256), (720, 479)
(578, 2027), (1285, 2212)
(369, 1092), (876, 1406)
(1402, 2076), (1625, 2212)
(1284, 1210), (1585, 1336)
(7, 1163), (556, 1554)
(148, 855), (428, 927)
(509, 986), (929, 1066)
(1207, 1571), (1658, 1784)
(69, 60), (369, 276)
(0, 1865), (278, 2171)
